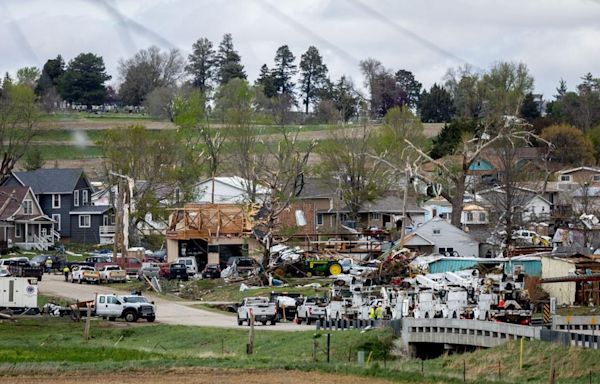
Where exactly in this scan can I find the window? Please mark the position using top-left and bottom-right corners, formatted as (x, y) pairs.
(79, 215), (91, 228)
(316, 213), (323, 225)
(594, 175), (600, 181)
(371, 212), (381, 220)
(479, 213), (487, 222)
(560, 175), (571, 182)
(466, 212), (474, 222)
(433, 229), (441, 235)
(52, 214), (61, 231)
(23, 200), (33, 215)
(99, 296), (106, 304)
(15, 224), (21, 238)
(82, 190), (89, 205)
(74, 190), (79, 207)
(52, 194), (61, 208)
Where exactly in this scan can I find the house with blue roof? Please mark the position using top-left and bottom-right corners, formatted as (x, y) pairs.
(2, 168), (114, 244)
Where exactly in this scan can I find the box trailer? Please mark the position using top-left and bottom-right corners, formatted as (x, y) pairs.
(0, 277), (39, 314)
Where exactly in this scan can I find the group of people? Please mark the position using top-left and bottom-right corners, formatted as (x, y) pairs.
(368, 304), (385, 320)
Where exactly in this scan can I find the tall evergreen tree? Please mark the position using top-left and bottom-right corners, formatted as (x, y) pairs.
(59, 53), (111, 107)
(256, 64), (277, 98)
(186, 37), (216, 93)
(299, 46), (328, 114)
(394, 69), (421, 109)
(519, 92), (541, 122)
(216, 33), (246, 85)
(272, 45), (297, 97)
(418, 83), (455, 123)
(35, 55), (65, 96)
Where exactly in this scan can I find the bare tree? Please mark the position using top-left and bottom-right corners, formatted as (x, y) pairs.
(405, 119), (542, 227)
(255, 125), (316, 267)
(0, 83), (38, 181)
(317, 122), (391, 228)
(217, 79), (265, 203)
(174, 90), (225, 203)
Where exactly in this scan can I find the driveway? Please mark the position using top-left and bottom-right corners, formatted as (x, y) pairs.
(39, 274), (312, 331)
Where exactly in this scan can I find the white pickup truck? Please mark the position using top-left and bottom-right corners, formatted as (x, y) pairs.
(237, 297), (277, 326)
(77, 293), (156, 322)
(296, 297), (328, 324)
(98, 265), (127, 283)
(70, 265), (100, 284)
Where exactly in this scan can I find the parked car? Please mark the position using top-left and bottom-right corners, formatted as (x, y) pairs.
(0, 267), (10, 277)
(168, 263), (188, 281)
(98, 265), (127, 283)
(176, 257), (198, 276)
(138, 262), (162, 281)
(201, 264), (221, 279)
(70, 265), (100, 284)
(233, 257), (261, 275)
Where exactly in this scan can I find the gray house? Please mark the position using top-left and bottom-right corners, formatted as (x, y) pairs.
(2, 169), (114, 244)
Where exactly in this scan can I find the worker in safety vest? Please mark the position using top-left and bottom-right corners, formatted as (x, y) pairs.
(45, 258), (53, 273)
(368, 306), (376, 319)
(375, 305), (384, 320)
(63, 266), (70, 281)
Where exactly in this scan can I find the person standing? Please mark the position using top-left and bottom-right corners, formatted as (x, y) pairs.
(45, 258), (53, 274)
(63, 265), (70, 282)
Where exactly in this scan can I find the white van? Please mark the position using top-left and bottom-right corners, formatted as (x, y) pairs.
(176, 257), (198, 276)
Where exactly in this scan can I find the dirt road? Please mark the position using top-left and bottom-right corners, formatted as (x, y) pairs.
(5, 368), (398, 384)
(39, 274), (312, 331)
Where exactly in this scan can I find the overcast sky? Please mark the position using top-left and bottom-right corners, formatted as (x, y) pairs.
(1, 0), (599, 98)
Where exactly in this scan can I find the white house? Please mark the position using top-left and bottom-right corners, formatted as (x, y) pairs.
(400, 217), (480, 257)
(192, 177), (267, 204)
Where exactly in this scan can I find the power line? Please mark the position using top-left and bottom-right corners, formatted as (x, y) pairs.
(346, 0), (477, 68)
(252, 0), (359, 66)
(87, 0), (178, 51)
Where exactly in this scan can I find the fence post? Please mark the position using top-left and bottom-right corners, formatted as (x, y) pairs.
(326, 333), (331, 363)
(463, 360), (466, 382)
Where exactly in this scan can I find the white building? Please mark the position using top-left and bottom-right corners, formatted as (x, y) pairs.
(192, 177), (267, 204)
(400, 217), (480, 257)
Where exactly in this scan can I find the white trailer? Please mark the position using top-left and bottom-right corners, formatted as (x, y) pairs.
(0, 277), (38, 313)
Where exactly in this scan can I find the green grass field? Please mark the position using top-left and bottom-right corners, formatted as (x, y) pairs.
(3, 317), (600, 383)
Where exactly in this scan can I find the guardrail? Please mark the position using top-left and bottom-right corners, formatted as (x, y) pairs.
(401, 318), (540, 349)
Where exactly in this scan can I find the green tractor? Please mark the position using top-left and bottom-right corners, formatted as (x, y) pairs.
(273, 259), (343, 278)
(300, 259), (343, 277)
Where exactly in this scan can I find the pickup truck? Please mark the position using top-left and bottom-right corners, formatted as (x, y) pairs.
(97, 257), (142, 276)
(98, 265), (127, 283)
(297, 296), (328, 324)
(70, 265), (100, 284)
(237, 297), (277, 326)
(72, 293), (156, 322)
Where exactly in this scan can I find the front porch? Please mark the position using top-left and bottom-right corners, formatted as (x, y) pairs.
(10, 216), (59, 251)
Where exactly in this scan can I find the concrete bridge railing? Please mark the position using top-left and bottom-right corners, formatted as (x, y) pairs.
(401, 318), (541, 349)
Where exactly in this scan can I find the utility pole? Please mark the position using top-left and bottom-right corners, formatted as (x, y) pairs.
(110, 171), (135, 260)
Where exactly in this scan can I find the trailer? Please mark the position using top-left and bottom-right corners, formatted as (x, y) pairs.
(0, 277), (39, 314)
